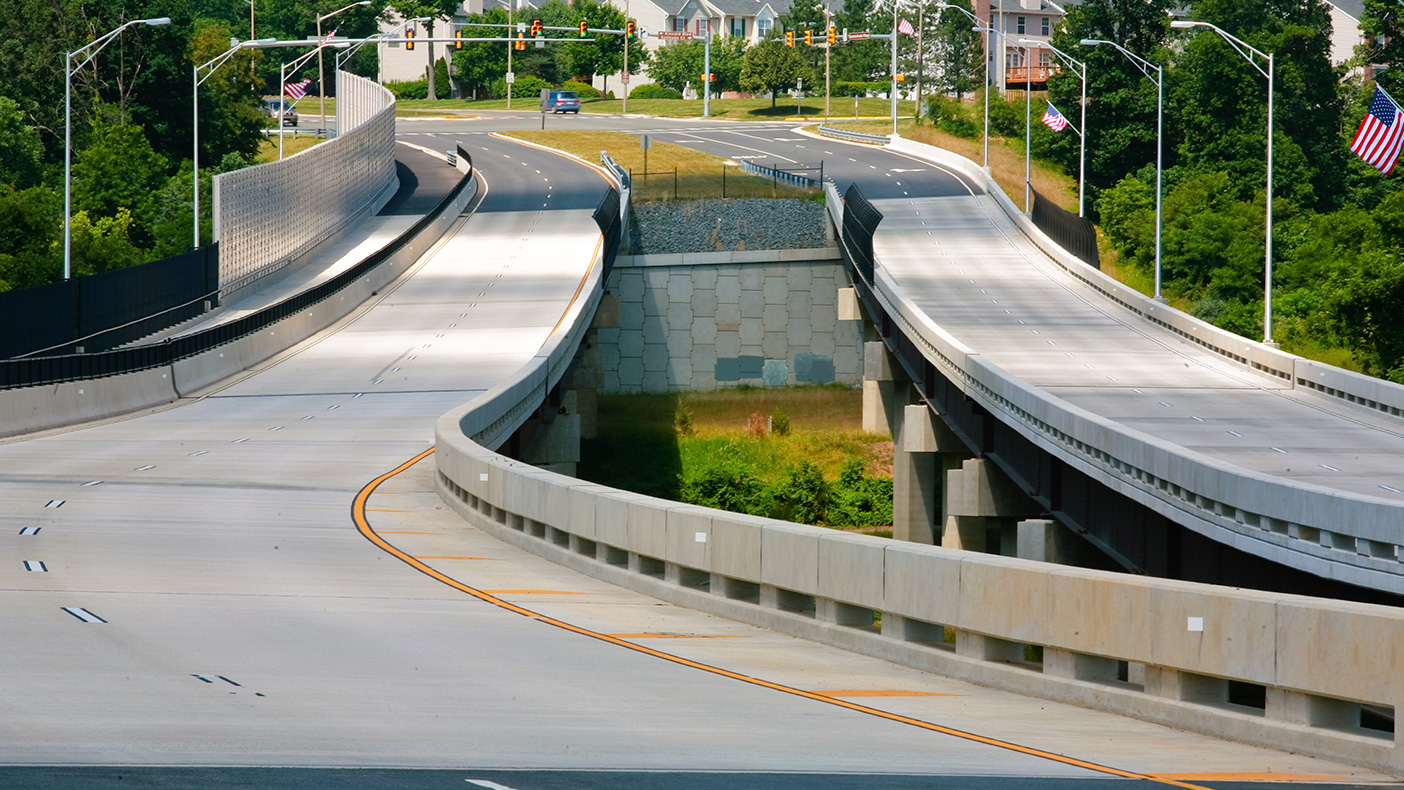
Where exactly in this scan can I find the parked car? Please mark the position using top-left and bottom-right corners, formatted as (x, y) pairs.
(543, 91), (580, 114)
(263, 99), (298, 126)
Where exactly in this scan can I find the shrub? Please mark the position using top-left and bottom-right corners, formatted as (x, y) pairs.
(674, 404), (695, 435)
(927, 95), (979, 139)
(488, 74), (551, 100)
(385, 79), (428, 100)
(680, 464), (769, 514)
(560, 80), (601, 98)
(774, 461), (829, 524)
(629, 83), (683, 100)
(770, 408), (791, 436)
(826, 458), (894, 527)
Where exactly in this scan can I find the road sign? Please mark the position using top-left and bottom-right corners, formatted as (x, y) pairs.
(505, 71), (515, 84)
(640, 134), (651, 150)
(848, 30), (870, 40)
(657, 30), (693, 39)
(621, 72), (630, 83)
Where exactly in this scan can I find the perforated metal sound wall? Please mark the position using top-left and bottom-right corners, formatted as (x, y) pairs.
(212, 72), (395, 295)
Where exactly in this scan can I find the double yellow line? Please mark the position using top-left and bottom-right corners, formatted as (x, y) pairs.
(353, 448), (1214, 790)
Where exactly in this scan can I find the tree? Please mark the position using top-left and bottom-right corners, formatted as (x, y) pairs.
(383, 0), (461, 99)
(929, 5), (982, 99)
(832, 0), (884, 81)
(783, 0), (826, 72)
(72, 120), (168, 246)
(1050, 0), (1172, 214)
(559, 0), (627, 84)
(0, 96), (43, 188)
(741, 37), (814, 107)
(651, 40), (704, 93)
(453, 8), (511, 97)
(708, 36), (748, 95)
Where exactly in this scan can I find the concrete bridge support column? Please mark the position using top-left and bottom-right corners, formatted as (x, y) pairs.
(862, 341), (903, 436)
(520, 390), (582, 477)
(893, 403), (965, 544)
(571, 328), (603, 440)
(941, 458), (1039, 556)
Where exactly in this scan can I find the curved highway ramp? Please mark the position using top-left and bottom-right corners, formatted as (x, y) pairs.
(0, 132), (1394, 788)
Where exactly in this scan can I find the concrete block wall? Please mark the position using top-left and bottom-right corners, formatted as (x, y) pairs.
(597, 249), (862, 393)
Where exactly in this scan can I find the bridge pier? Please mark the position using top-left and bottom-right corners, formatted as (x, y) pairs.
(941, 458), (1041, 556)
(894, 402), (965, 544)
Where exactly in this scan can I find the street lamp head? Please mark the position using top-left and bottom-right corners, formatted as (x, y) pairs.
(1079, 38), (1102, 46)
(1169, 20), (1200, 29)
(1017, 38), (1039, 45)
(145, 17), (172, 25)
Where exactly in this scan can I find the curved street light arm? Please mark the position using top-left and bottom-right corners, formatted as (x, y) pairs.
(70, 17), (172, 71)
(1079, 38), (1160, 85)
(1170, 20), (1268, 79)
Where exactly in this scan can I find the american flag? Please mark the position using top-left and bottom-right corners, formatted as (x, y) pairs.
(897, 17), (916, 36)
(284, 79), (312, 100)
(1041, 101), (1069, 132)
(318, 25), (340, 47)
(1351, 85), (1404, 175)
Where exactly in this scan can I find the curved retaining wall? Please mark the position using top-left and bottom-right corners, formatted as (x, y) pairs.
(852, 137), (1404, 595)
(212, 72), (397, 297)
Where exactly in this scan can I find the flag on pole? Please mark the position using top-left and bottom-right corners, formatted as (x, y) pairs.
(1351, 85), (1404, 175)
(897, 17), (916, 36)
(284, 79), (312, 100)
(318, 25), (340, 46)
(1041, 101), (1069, 132)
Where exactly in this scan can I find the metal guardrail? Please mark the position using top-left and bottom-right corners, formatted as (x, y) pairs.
(816, 125), (890, 145)
(0, 147), (476, 392)
(600, 151), (630, 190)
(737, 160), (823, 188)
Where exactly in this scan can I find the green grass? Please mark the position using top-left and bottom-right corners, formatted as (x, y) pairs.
(501, 129), (813, 201)
(580, 386), (891, 507)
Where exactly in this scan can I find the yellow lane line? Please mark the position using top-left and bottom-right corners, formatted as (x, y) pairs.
(607, 633), (744, 640)
(352, 449), (1215, 790)
(1148, 774), (1358, 782)
(811, 690), (965, 698)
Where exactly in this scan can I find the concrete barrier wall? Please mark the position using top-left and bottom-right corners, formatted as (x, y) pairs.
(213, 73), (396, 297)
(869, 137), (1404, 595)
(600, 249), (862, 392)
(0, 369), (178, 438)
(433, 416), (1404, 773)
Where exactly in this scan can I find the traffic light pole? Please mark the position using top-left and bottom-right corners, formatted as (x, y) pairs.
(703, 33), (710, 118)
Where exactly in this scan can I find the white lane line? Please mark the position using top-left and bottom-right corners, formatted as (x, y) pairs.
(1271, 447), (1287, 454)
(24, 561), (47, 572)
(189, 450), (208, 456)
(45, 500), (64, 508)
(1227, 430), (1242, 437)
(353, 393), (365, 399)
(233, 438), (249, 443)
(467, 781), (520, 790)
(81, 480), (102, 487)
(19, 527), (41, 535)
(301, 415), (315, 420)
(1381, 485), (1402, 493)
(1320, 464), (1342, 472)
(135, 465), (155, 471)
(63, 607), (106, 624)
(1158, 401), (1173, 408)
(1191, 416), (1205, 422)
(269, 426), (284, 431)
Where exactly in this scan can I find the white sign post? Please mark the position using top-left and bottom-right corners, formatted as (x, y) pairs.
(640, 133), (651, 173)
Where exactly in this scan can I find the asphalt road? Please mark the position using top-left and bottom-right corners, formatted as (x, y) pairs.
(0, 112), (1397, 790)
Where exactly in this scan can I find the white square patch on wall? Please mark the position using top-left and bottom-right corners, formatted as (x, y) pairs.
(1187, 617), (1204, 632)
(695, 532), (707, 543)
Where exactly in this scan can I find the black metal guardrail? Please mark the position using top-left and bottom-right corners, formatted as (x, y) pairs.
(600, 152), (630, 190)
(1030, 185), (1100, 269)
(593, 187), (622, 284)
(0, 146), (477, 391)
(0, 244), (221, 360)
(840, 183), (883, 284)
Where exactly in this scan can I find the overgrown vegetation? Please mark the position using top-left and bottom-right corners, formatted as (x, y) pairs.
(580, 387), (894, 532)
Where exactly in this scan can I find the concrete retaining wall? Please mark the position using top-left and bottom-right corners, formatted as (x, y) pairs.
(600, 248), (862, 392)
(433, 417), (1404, 774)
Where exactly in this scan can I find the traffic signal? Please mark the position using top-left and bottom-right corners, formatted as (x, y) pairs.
(827, 26), (836, 45)
(785, 30), (794, 46)
(405, 28), (414, 50)
(530, 18), (543, 37)
(454, 29), (463, 49)
(626, 19), (636, 38)
(579, 19), (588, 37)
(515, 32), (525, 50)
(803, 29), (812, 46)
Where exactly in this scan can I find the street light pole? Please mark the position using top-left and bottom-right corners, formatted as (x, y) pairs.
(1022, 38), (1086, 217)
(1170, 20), (1275, 344)
(194, 38), (279, 250)
(936, 3), (989, 169)
(317, 1), (370, 137)
(63, 16), (171, 281)
(890, 0), (899, 135)
(1082, 38), (1163, 301)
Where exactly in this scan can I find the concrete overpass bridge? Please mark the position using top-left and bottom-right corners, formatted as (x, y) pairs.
(2, 87), (1403, 786)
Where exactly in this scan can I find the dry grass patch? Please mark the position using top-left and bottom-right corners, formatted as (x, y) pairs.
(255, 133), (325, 163)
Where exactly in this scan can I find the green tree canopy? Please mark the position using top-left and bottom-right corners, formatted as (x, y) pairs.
(741, 37), (814, 106)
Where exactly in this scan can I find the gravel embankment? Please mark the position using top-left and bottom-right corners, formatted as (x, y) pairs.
(629, 198), (827, 255)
